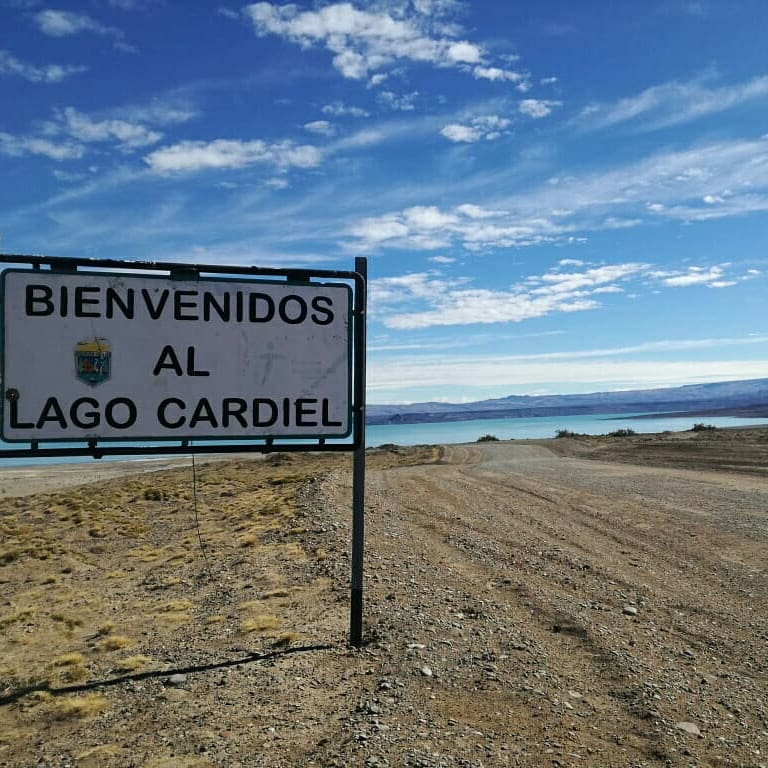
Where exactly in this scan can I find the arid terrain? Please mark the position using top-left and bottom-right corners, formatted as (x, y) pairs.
(1, 427), (766, 767)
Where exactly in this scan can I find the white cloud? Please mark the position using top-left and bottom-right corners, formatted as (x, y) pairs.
(304, 119), (336, 136)
(349, 129), (768, 249)
(440, 123), (481, 142)
(648, 264), (752, 288)
(369, 356), (768, 396)
(374, 263), (646, 329)
(0, 132), (84, 161)
(145, 138), (323, 173)
(370, 260), (759, 330)
(370, 272), (459, 307)
(472, 66), (528, 90)
(218, 7), (240, 20)
(378, 90), (419, 111)
(579, 73), (768, 131)
(404, 205), (458, 229)
(34, 9), (122, 39)
(322, 101), (370, 117)
(518, 99), (561, 118)
(351, 214), (410, 244)
(111, 102), (198, 126)
(351, 201), (568, 252)
(243, 1), (522, 84)
(0, 50), (86, 83)
(494, 136), (768, 237)
(60, 107), (162, 149)
(447, 41), (482, 64)
(412, 0), (465, 15)
(455, 203), (504, 219)
(440, 115), (511, 143)
(2, 102), (194, 166)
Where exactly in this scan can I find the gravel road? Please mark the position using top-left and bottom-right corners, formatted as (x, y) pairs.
(311, 440), (768, 767)
(2, 435), (766, 767)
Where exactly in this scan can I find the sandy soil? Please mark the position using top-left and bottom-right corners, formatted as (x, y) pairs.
(0, 428), (766, 767)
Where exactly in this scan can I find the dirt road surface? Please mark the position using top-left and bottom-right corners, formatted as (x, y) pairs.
(1, 430), (766, 767)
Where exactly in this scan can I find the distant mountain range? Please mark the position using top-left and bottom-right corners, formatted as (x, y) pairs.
(367, 378), (768, 425)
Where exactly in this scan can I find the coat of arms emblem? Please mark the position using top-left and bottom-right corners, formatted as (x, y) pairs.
(75, 338), (111, 385)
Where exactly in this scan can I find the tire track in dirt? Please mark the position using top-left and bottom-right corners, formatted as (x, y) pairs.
(364, 461), (667, 762)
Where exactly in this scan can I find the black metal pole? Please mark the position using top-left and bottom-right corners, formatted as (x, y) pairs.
(350, 257), (367, 647)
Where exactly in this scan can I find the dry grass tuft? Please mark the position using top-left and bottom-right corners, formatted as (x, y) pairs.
(115, 655), (152, 672)
(51, 612), (83, 631)
(261, 588), (292, 599)
(0, 450), (440, 760)
(49, 693), (108, 719)
(62, 665), (88, 683)
(97, 634), (131, 651)
(240, 614), (281, 633)
(0, 607), (34, 628)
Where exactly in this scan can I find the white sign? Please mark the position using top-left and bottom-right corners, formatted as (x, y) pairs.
(2, 270), (352, 442)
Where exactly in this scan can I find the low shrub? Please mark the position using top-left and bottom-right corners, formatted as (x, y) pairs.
(555, 429), (586, 438)
(477, 434), (499, 442)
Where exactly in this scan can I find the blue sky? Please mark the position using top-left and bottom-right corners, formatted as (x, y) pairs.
(2, 0), (767, 404)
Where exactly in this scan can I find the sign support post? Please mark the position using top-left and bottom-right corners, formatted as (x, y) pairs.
(350, 256), (367, 647)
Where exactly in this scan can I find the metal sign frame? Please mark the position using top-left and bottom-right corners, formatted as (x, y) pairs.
(1, 252), (369, 647)
(0, 253), (367, 460)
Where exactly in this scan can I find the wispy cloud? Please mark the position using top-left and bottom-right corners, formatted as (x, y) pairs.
(370, 333), (768, 362)
(350, 201), (574, 251)
(579, 73), (768, 131)
(369, 261), (760, 330)
(144, 138), (323, 173)
(0, 132), (84, 161)
(304, 119), (336, 136)
(34, 8), (132, 47)
(57, 107), (163, 149)
(647, 263), (759, 288)
(321, 101), (369, 118)
(0, 102), (192, 166)
(368, 356), (768, 397)
(374, 263), (647, 329)
(350, 135), (768, 252)
(0, 49), (86, 83)
(378, 90), (419, 111)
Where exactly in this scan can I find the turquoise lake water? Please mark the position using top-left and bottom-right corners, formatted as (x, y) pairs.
(2, 411), (767, 467)
(366, 412), (768, 446)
